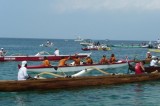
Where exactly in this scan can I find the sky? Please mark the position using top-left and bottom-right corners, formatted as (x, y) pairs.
(0, 0), (160, 41)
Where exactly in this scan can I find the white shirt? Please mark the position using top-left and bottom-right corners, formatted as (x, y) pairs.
(54, 50), (59, 56)
(18, 67), (29, 80)
(150, 59), (158, 66)
(0, 50), (5, 56)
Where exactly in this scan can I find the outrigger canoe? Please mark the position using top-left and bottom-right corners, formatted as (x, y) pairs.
(148, 49), (160, 53)
(128, 62), (160, 73)
(22, 60), (133, 73)
(82, 47), (111, 51)
(0, 72), (160, 92)
(0, 52), (91, 62)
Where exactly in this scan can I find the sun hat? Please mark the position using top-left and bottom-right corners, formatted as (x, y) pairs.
(21, 61), (27, 67)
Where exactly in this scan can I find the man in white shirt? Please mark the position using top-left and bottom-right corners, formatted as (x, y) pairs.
(18, 61), (30, 80)
(0, 48), (6, 56)
(54, 48), (59, 56)
(150, 56), (158, 67)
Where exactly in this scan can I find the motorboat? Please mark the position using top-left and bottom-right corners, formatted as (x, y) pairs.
(82, 44), (111, 51)
(74, 36), (84, 42)
(80, 39), (94, 47)
(40, 40), (54, 47)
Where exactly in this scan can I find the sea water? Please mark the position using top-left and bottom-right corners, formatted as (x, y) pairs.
(0, 38), (159, 106)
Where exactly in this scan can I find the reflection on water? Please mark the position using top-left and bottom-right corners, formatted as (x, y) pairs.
(133, 84), (144, 106)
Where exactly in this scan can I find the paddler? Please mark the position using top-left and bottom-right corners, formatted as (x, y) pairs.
(0, 48), (6, 56)
(135, 61), (145, 74)
(150, 56), (158, 67)
(42, 56), (51, 67)
(58, 56), (71, 66)
(18, 61), (31, 80)
(109, 54), (117, 63)
(99, 55), (110, 64)
(72, 55), (81, 66)
(146, 52), (152, 60)
(54, 48), (60, 56)
(85, 56), (93, 64)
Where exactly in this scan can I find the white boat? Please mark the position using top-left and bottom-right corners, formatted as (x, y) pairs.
(74, 36), (84, 42)
(80, 39), (94, 47)
(82, 44), (111, 51)
(23, 60), (132, 73)
(40, 41), (54, 47)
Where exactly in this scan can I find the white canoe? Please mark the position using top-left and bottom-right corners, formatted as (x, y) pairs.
(23, 60), (132, 73)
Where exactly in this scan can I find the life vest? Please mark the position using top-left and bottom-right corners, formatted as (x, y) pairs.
(43, 60), (51, 66)
(86, 58), (93, 64)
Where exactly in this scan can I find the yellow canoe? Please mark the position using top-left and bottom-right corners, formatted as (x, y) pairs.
(148, 49), (160, 53)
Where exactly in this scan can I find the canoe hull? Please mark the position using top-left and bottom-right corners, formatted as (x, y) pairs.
(0, 53), (91, 62)
(0, 73), (160, 92)
(82, 47), (110, 51)
(27, 62), (129, 73)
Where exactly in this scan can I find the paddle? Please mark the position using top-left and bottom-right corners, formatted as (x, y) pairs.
(88, 66), (111, 75)
(128, 62), (135, 73)
(36, 72), (64, 78)
(52, 66), (58, 70)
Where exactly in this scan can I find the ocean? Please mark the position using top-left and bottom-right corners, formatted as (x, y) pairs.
(0, 38), (159, 106)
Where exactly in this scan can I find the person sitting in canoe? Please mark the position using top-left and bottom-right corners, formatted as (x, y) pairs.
(71, 55), (81, 66)
(85, 56), (93, 64)
(99, 55), (110, 64)
(18, 61), (31, 80)
(42, 56), (51, 67)
(150, 56), (158, 67)
(135, 61), (145, 74)
(54, 48), (60, 56)
(146, 52), (152, 60)
(110, 54), (117, 63)
(58, 57), (70, 66)
(0, 48), (6, 56)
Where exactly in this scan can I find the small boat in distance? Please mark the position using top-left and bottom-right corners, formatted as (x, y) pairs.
(82, 44), (111, 51)
(148, 49), (160, 53)
(74, 36), (84, 42)
(113, 41), (153, 48)
(40, 40), (54, 47)
(80, 39), (94, 47)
